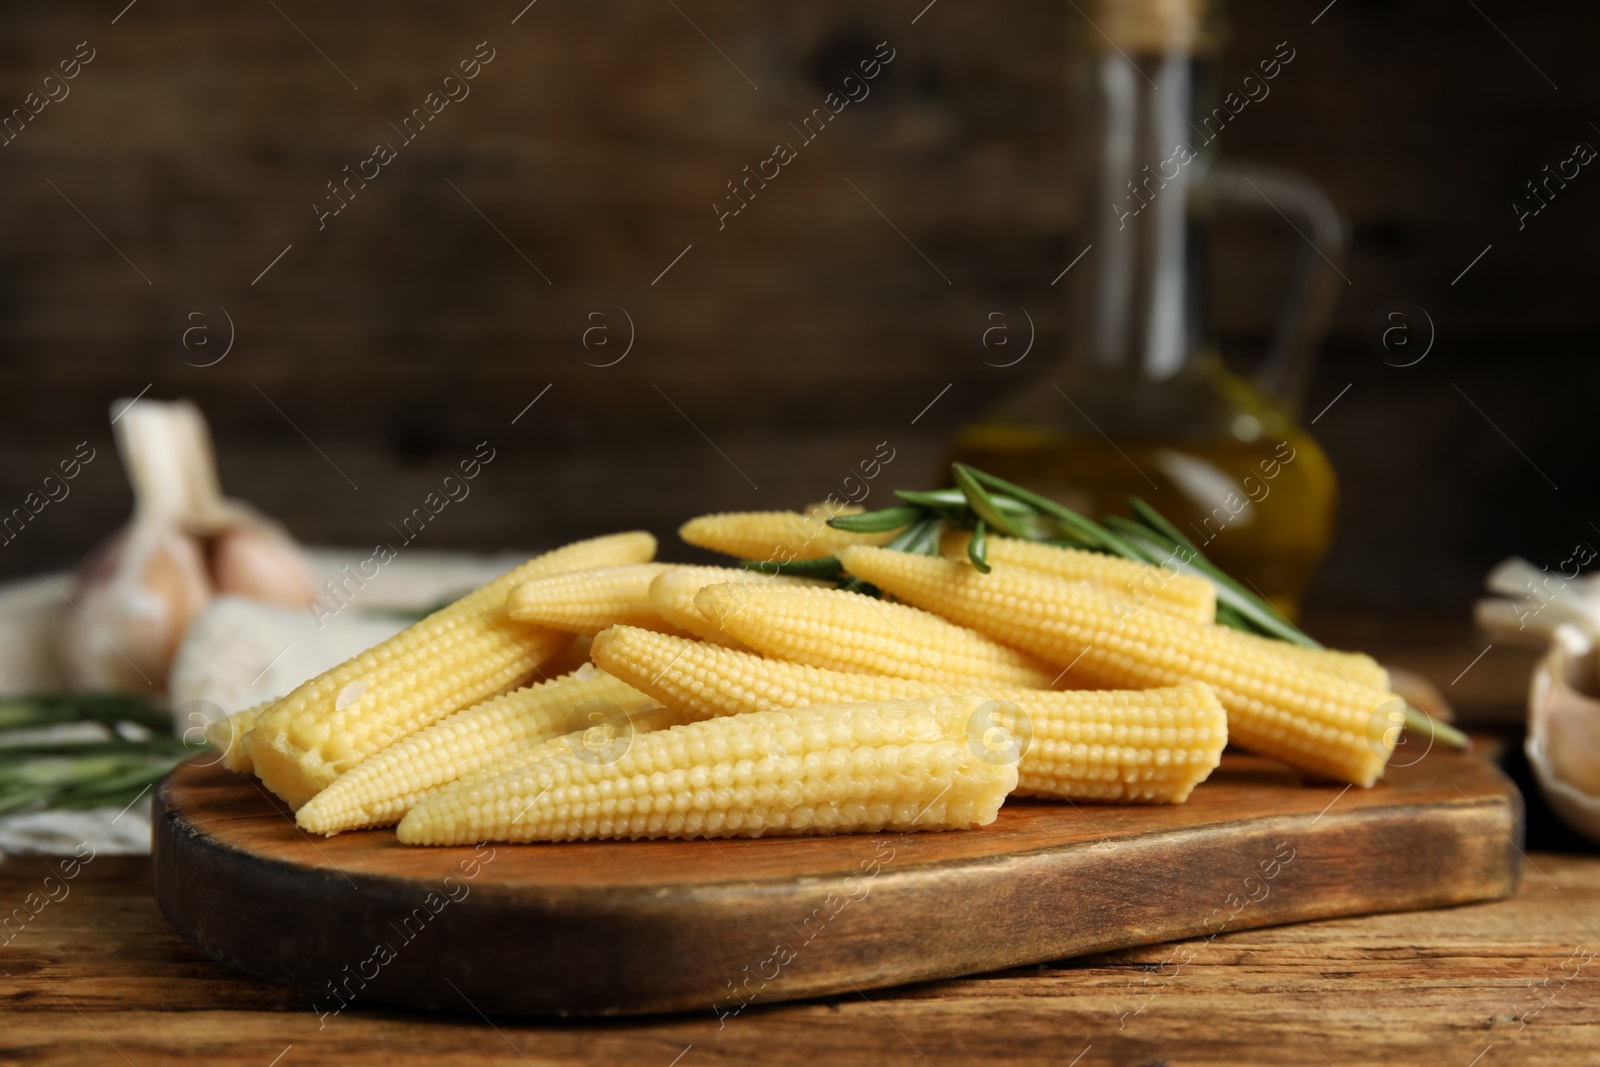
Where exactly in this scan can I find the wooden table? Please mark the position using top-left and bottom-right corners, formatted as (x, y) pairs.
(3, 619), (1599, 1065)
(1, 847), (1596, 1066)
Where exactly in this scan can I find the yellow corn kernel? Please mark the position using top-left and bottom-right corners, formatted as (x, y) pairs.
(679, 503), (895, 562)
(694, 583), (1058, 688)
(591, 627), (1226, 803)
(647, 565), (828, 649)
(506, 563), (686, 635)
(942, 531), (1217, 625)
(206, 702), (271, 774)
(295, 668), (662, 834)
(838, 548), (1399, 787)
(244, 531), (656, 809)
(396, 695), (1018, 844)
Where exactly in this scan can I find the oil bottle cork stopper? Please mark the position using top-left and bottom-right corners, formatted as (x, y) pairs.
(1093, 0), (1208, 53)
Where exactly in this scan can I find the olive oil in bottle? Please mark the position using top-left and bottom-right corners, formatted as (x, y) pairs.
(948, 363), (1337, 613)
(949, 0), (1345, 615)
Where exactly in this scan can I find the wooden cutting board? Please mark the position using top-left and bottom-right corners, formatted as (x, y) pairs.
(152, 744), (1522, 1018)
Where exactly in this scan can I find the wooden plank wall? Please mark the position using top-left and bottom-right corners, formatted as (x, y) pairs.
(0, 0), (1595, 609)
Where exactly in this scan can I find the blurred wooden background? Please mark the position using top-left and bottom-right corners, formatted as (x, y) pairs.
(1, 0), (1596, 611)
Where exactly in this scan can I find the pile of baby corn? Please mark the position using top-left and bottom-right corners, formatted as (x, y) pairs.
(210, 504), (1405, 845)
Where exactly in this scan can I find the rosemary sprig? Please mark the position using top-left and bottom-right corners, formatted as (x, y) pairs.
(739, 506), (946, 583)
(0, 693), (199, 816)
(823, 463), (1468, 752)
(0, 692), (170, 733)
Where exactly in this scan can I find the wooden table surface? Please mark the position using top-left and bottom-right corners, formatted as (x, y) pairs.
(1, 848), (1596, 1066)
(3, 621), (1599, 1065)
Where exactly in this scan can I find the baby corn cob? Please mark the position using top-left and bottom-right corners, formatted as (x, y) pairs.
(506, 563), (684, 635)
(396, 695), (1018, 845)
(942, 531), (1217, 625)
(206, 701), (271, 774)
(592, 624), (930, 713)
(648, 566), (831, 649)
(694, 583), (1058, 688)
(838, 548), (1399, 786)
(295, 669), (664, 835)
(417, 702), (694, 811)
(243, 531), (656, 809)
(942, 533), (1384, 687)
(592, 627), (1227, 803)
(1227, 630), (1391, 691)
(995, 684), (1227, 803)
(680, 503), (896, 562)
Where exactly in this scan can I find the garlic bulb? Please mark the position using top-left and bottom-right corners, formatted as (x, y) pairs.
(58, 399), (319, 696)
(1527, 628), (1600, 844)
(168, 596), (405, 723)
(60, 517), (212, 693)
(1479, 555), (1600, 843)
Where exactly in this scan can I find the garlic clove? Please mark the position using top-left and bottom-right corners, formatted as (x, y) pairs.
(1545, 697), (1600, 796)
(208, 513), (319, 607)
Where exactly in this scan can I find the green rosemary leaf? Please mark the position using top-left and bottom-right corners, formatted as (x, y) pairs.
(826, 505), (925, 533)
(0, 756), (130, 791)
(1099, 516), (1315, 646)
(1120, 495), (1318, 646)
(957, 466), (1141, 556)
(1213, 601), (1251, 631)
(1403, 706), (1471, 752)
(50, 782), (163, 811)
(1126, 496), (1279, 615)
(967, 519), (991, 573)
(0, 738), (195, 762)
(951, 464), (1025, 537)
(894, 488), (969, 508)
(0, 692), (169, 733)
(1100, 516), (1180, 562)
(887, 516), (945, 557)
(1127, 495), (1192, 547)
(1217, 588), (1317, 646)
(0, 786), (52, 816)
(53, 761), (172, 800)
(893, 488), (1037, 518)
